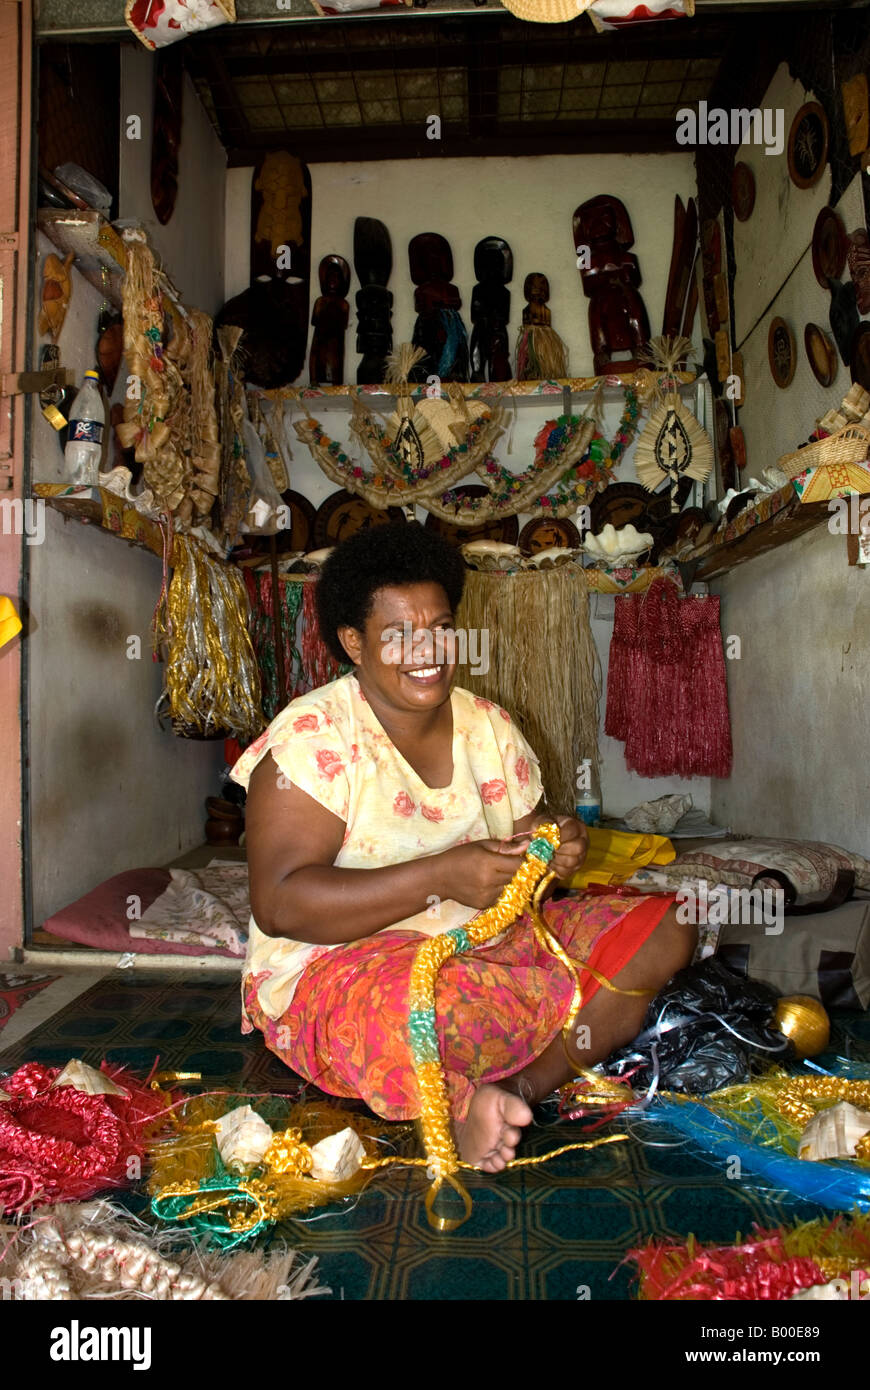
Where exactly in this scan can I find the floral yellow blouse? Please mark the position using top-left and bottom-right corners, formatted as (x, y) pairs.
(230, 673), (543, 1020)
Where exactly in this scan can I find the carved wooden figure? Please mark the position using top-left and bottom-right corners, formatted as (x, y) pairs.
(469, 236), (513, 382)
(848, 228), (870, 315)
(515, 272), (568, 381)
(353, 216), (393, 385)
(573, 195), (651, 374)
(309, 254), (351, 387)
(408, 232), (469, 382)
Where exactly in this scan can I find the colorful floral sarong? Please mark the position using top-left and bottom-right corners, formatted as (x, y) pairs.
(243, 889), (674, 1123)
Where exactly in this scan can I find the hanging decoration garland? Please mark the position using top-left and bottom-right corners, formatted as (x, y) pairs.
(117, 237), (187, 516)
(164, 535), (263, 739)
(406, 822), (648, 1230)
(293, 402), (503, 509)
(380, 343), (494, 473)
(634, 337), (713, 513)
(215, 325), (252, 548)
(243, 569), (305, 718)
(291, 386), (641, 524)
(117, 239), (221, 526)
(187, 307), (222, 520)
(435, 388), (640, 522)
(424, 413), (596, 524)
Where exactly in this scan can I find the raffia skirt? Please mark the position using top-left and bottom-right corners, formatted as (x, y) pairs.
(243, 890), (674, 1124)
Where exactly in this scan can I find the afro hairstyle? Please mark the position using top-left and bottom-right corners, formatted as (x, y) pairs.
(315, 522), (466, 664)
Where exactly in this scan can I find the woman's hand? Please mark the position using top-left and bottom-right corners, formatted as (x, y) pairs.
(546, 815), (589, 882)
(435, 839), (532, 910)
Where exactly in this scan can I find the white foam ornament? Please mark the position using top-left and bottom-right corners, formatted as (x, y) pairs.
(308, 1127), (365, 1182)
(50, 1060), (129, 1096)
(215, 1105), (275, 1169)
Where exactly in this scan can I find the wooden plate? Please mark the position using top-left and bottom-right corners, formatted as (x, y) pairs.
(811, 206), (848, 288)
(517, 516), (581, 554)
(849, 321), (870, 392)
(804, 323), (838, 387)
(589, 482), (653, 535)
(787, 101), (829, 190)
(424, 486), (519, 546)
(312, 489), (406, 549)
(768, 317), (797, 389)
(731, 162), (756, 222)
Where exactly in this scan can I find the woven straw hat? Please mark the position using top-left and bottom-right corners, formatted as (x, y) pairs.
(501, 0), (591, 21)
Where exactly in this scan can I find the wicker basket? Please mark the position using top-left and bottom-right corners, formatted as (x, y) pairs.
(778, 424), (870, 479)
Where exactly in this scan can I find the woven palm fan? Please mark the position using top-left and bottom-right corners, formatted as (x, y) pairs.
(382, 343), (443, 472)
(382, 344), (488, 469)
(635, 336), (713, 512)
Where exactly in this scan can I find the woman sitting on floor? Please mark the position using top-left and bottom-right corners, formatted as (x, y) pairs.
(232, 524), (696, 1172)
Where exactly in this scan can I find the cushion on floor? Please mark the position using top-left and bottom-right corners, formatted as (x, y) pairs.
(40, 868), (244, 958)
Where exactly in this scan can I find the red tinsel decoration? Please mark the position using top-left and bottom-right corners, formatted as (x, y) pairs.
(628, 1230), (827, 1301)
(605, 578), (732, 778)
(0, 1061), (168, 1214)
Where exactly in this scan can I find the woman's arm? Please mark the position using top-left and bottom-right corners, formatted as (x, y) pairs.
(246, 754), (529, 945)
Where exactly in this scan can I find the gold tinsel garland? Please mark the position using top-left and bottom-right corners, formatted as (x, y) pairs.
(164, 535), (263, 739)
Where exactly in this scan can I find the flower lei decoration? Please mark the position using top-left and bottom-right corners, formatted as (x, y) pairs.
(434, 388), (639, 521)
(293, 410), (502, 509)
(293, 387), (641, 524)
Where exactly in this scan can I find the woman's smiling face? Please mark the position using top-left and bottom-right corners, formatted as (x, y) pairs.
(339, 581), (457, 713)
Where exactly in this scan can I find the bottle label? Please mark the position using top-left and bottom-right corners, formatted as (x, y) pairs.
(70, 419), (103, 444)
(575, 802), (601, 826)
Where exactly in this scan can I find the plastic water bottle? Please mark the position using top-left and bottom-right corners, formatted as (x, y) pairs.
(575, 757), (601, 827)
(63, 370), (105, 485)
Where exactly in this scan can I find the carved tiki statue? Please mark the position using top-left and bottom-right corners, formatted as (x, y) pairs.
(408, 232), (469, 383)
(309, 254), (351, 387)
(573, 195), (651, 375)
(469, 236), (513, 383)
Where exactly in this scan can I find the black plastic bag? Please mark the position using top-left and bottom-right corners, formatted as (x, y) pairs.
(601, 957), (792, 1095)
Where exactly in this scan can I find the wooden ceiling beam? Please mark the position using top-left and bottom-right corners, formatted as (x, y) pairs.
(225, 118), (681, 164)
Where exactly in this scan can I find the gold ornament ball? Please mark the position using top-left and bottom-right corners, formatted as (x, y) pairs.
(774, 995), (830, 1058)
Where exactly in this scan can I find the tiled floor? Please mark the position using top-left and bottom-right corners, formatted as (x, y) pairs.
(1, 967), (868, 1300)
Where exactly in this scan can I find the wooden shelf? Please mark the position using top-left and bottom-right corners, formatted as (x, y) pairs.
(680, 483), (831, 586)
(258, 371), (699, 406)
(35, 485), (171, 562)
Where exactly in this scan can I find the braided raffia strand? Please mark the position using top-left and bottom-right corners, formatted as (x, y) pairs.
(408, 826), (560, 1224)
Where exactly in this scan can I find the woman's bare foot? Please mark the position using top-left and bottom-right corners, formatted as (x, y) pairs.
(455, 1083), (534, 1172)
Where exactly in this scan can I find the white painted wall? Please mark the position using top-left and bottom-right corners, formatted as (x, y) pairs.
(27, 54), (227, 933)
(227, 151), (711, 818)
(120, 48), (226, 315)
(711, 65), (870, 854)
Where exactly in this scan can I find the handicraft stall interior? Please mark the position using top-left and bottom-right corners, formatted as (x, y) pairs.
(4, 0), (870, 1304)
